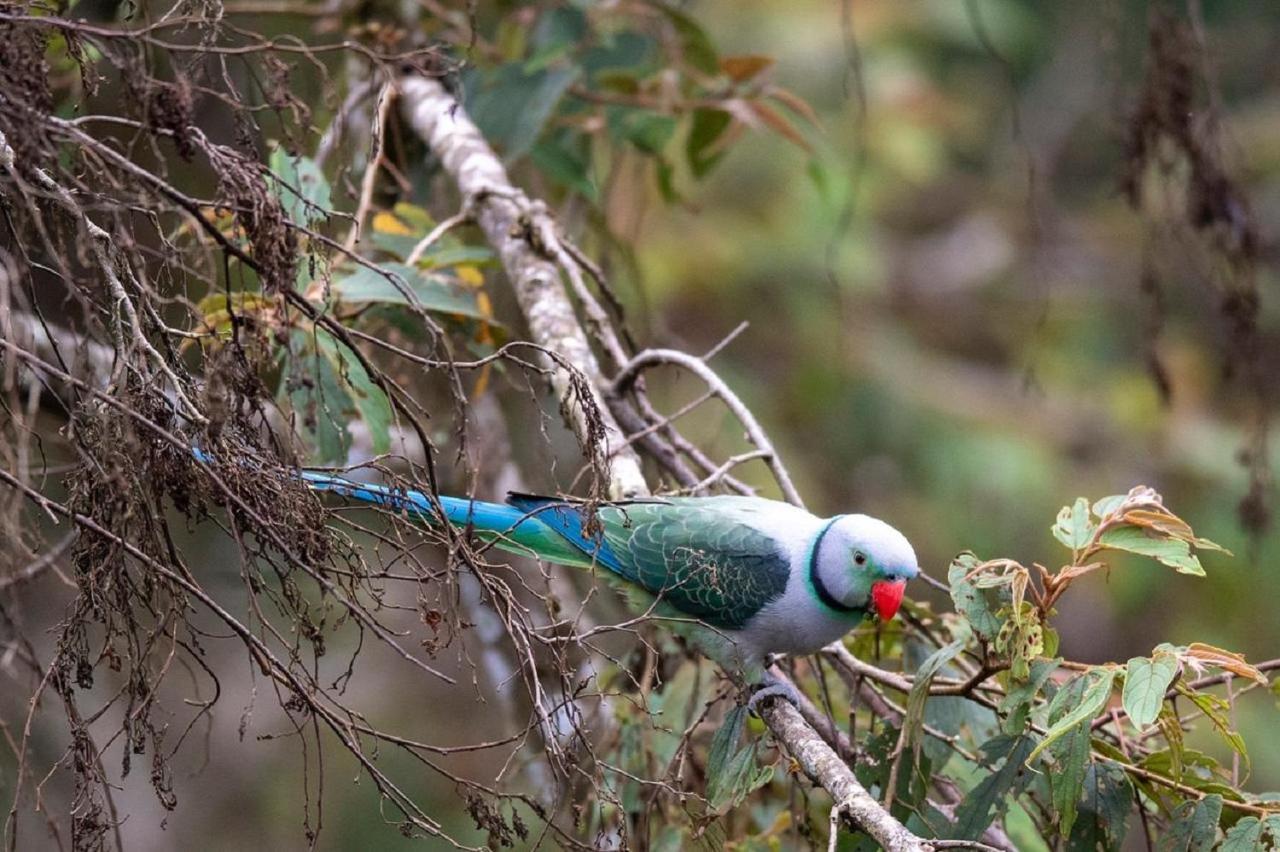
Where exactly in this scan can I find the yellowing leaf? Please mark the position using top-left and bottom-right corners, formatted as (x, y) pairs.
(392, 202), (434, 230)
(456, 264), (485, 287)
(196, 291), (275, 319)
(372, 210), (415, 236)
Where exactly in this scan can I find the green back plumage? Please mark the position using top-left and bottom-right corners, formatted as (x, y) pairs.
(508, 496), (790, 630)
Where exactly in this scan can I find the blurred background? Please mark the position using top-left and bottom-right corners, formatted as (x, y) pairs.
(3, 1), (1279, 849)
(623, 0), (1278, 686)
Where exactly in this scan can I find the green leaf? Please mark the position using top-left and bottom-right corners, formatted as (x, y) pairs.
(705, 705), (772, 810)
(951, 735), (1036, 840)
(994, 602), (1042, 681)
(1097, 526), (1206, 576)
(316, 330), (391, 456)
(1052, 497), (1095, 551)
(531, 137), (598, 201)
(706, 704), (746, 805)
(1265, 815), (1280, 843)
(417, 246), (496, 270)
(999, 657), (1060, 734)
(1091, 494), (1127, 519)
(903, 639), (965, 760)
(509, 66), (579, 161)
(1046, 675), (1091, 838)
(269, 148), (331, 226)
(1067, 760), (1133, 852)
(526, 6), (585, 71)
(285, 330), (352, 465)
(1220, 817), (1263, 852)
(1177, 686), (1249, 771)
(330, 263), (488, 319)
(1029, 668), (1117, 762)
(1122, 647), (1180, 731)
(657, 4), (719, 74)
(1159, 795), (1222, 852)
(465, 64), (581, 162)
(687, 108), (732, 178)
(615, 111), (678, 156)
(948, 552), (1002, 642)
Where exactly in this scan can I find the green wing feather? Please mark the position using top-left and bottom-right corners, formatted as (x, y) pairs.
(594, 500), (790, 630)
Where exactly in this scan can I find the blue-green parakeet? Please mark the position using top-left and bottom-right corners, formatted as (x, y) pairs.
(297, 469), (919, 687)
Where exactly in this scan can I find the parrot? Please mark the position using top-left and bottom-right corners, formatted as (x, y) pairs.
(280, 464), (920, 705)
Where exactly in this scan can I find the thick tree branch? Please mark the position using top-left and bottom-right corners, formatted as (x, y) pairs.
(396, 71), (929, 851)
(398, 74), (646, 500)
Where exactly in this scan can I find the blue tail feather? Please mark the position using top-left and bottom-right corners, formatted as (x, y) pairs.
(191, 447), (606, 568)
(298, 471), (526, 533)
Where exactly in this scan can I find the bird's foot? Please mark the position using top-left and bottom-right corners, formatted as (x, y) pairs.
(746, 673), (803, 717)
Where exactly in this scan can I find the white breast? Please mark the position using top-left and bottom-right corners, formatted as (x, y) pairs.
(726, 506), (863, 658)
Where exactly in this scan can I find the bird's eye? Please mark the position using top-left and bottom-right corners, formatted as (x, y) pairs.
(854, 551), (867, 566)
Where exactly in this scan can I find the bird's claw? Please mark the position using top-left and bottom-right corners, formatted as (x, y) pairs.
(746, 675), (803, 717)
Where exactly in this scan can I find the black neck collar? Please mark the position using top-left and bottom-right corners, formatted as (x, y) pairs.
(809, 516), (861, 615)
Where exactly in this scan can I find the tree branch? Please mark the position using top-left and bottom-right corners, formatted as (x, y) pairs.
(397, 74), (646, 500)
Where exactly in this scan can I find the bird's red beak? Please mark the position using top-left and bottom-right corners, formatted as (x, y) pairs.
(871, 579), (907, 621)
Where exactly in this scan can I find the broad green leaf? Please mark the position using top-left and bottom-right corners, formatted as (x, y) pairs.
(330, 263), (488, 319)
(582, 30), (657, 78)
(706, 705), (771, 810)
(1177, 686), (1249, 771)
(526, 6), (585, 71)
(1097, 525), (1206, 576)
(1122, 647), (1180, 730)
(465, 64), (581, 162)
(951, 735), (1036, 840)
(285, 330), (352, 464)
(613, 111), (678, 156)
(706, 704), (746, 807)
(1091, 494), (1127, 520)
(417, 246), (496, 270)
(687, 108), (732, 178)
(316, 329), (391, 456)
(656, 4), (718, 74)
(903, 639), (965, 760)
(1029, 668), (1117, 762)
(269, 148), (331, 226)
(508, 66), (579, 160)
(1220, 817), (1262, 852)
(1067, 760), (1133, 852)
(999, 657), (1060, 734)
(1052, 497), (1095, 551)
(1138, 747), (1218, 780)
(1046, 675), (1091, 838)
(948, 552), (1002, 642)
(531, 137), (598, 200)
(1159, 795), (1222, 852)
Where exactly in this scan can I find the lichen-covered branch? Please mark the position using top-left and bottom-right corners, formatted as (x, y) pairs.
(396, 70), (928, 852)
(398, 74), (646, 500)
(759, 698), (927, 852)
